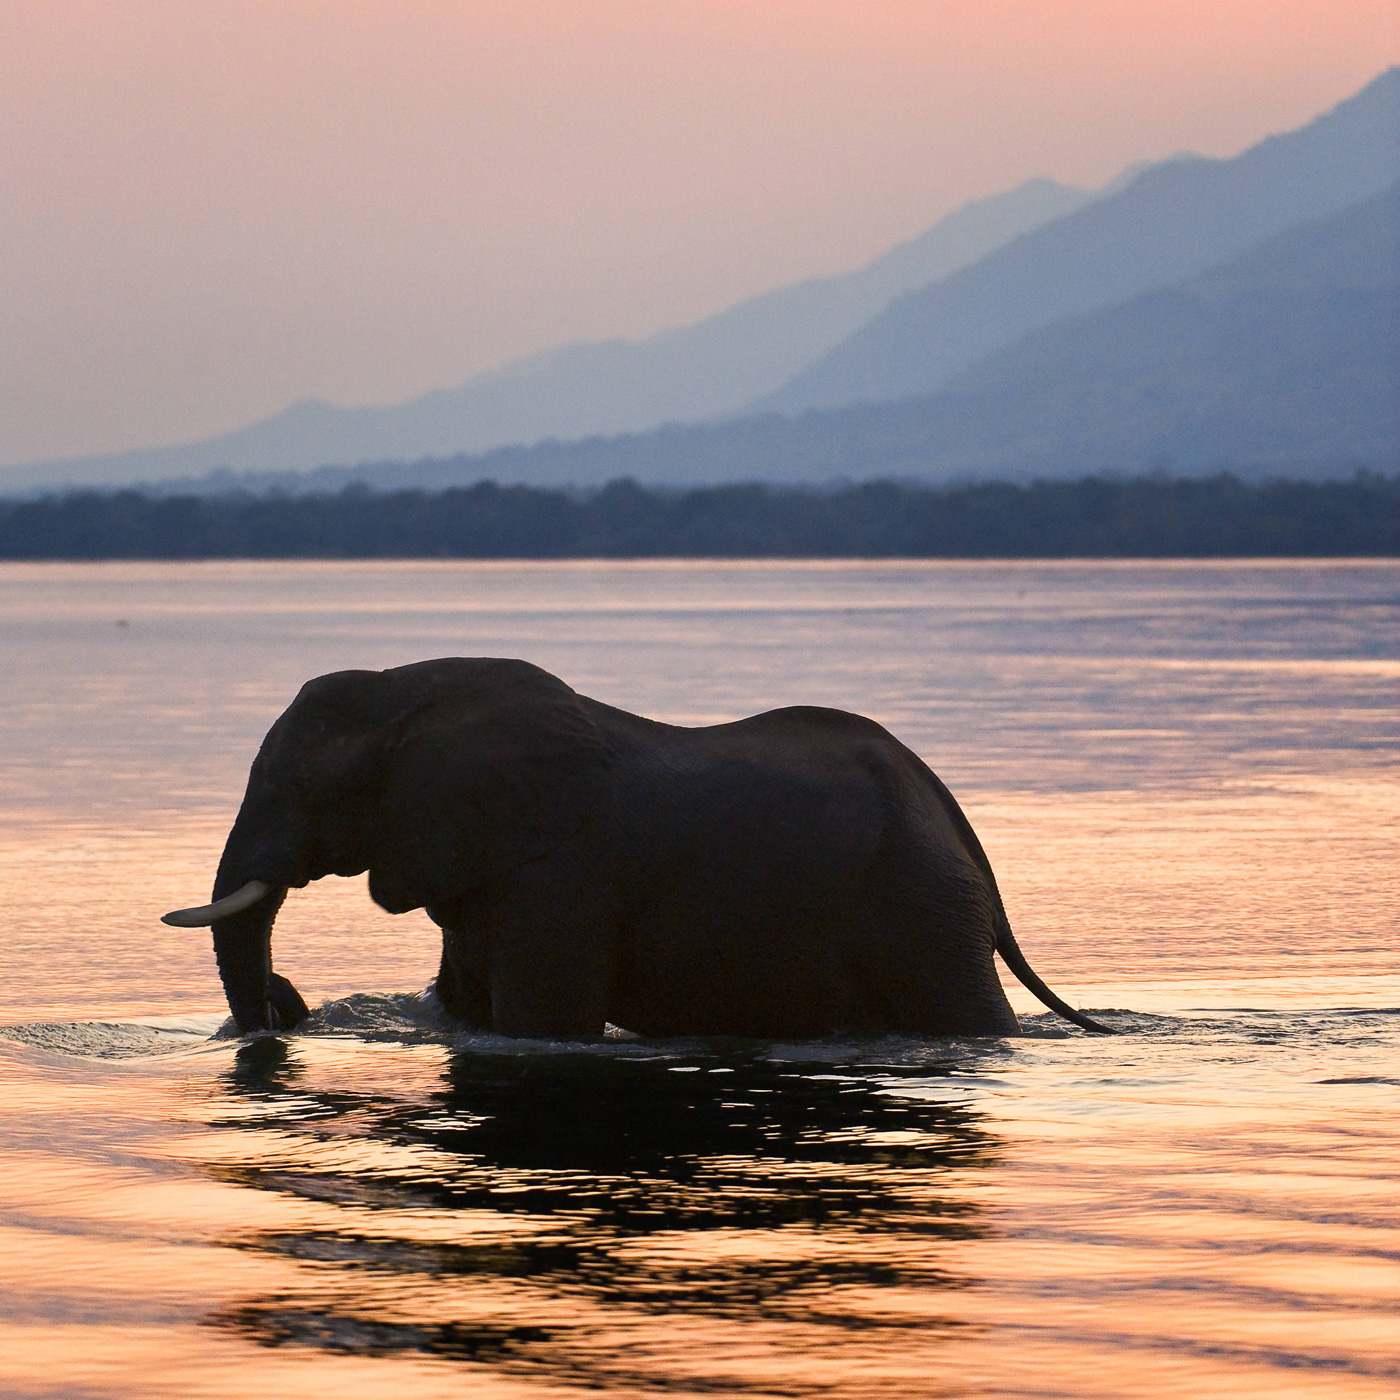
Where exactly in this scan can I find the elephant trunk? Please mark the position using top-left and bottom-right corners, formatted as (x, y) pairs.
(209, 886), (308, 1033)
(184, 797), (314, 1034)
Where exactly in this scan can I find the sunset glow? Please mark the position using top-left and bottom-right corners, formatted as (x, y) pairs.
(1, 1), (1395, 461)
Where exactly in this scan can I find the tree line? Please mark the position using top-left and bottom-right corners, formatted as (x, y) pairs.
(0, 474), (1396, 558)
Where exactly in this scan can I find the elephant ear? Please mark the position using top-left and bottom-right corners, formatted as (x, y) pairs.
(367, 659), (613, 915)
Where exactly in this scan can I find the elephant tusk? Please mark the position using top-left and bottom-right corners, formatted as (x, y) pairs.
(162, 880), (272, 927)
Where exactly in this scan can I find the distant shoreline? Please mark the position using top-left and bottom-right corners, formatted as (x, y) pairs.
(1, 474), (1396, 560)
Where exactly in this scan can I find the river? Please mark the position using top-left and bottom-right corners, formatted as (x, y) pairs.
(0, 559), (1396, 1398)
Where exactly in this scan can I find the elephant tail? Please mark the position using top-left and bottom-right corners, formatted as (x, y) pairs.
(995, 920), (1117, 1035)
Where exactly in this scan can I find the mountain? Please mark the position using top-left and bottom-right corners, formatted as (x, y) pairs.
(0, 178), (1095, 493)
(10, 70), (1394, 497)
(179, 180), (1394, 494)
(752, 67), (1400, 417)
(895, 182), (1400, 476)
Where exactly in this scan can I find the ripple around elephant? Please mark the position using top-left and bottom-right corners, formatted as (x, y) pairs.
(164, 657), (1114, 1037)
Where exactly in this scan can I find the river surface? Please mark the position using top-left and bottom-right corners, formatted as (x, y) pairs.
(0, 559), (1397, 1399)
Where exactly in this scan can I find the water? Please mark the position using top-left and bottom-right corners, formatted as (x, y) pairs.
(0, 559), (1396, 1398)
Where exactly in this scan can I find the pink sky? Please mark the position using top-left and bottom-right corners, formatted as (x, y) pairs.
(2, 1), (1395, 462)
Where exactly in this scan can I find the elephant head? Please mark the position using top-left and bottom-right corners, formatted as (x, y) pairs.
(163, 658), (611, 1034)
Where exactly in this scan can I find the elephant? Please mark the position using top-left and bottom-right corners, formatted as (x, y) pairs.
(163, 657), (1114, 1038)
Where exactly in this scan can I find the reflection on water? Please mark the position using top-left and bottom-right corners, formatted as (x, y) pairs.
(204, 1036), (997, 1391)
(0, 998), (1376, 1399)
(0, 560), (1397, 1398)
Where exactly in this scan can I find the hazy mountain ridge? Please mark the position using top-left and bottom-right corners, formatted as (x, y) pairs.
(865, 182), (1400, 476)
(151, 180), (1395, 495)
(752, 67), (1400, 416)
(6, 70), (1395, 498)
(0, 178), (1095, 492)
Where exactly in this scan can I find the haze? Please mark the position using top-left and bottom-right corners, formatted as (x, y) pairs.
(2, 1), (1395, 464)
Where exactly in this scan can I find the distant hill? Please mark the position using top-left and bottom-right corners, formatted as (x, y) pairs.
(753, 67), (1400, 416)
(9, 70), (1395, 499)
(171, 180), (1394, 493)
(897, 182), (1400, 476)
(0, 178), (1095, 493)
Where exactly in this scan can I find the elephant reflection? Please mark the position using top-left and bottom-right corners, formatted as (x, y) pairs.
(205, 1042), (1001, 1373)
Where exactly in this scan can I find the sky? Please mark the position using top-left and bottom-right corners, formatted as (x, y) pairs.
(1, 1), (1396, 465)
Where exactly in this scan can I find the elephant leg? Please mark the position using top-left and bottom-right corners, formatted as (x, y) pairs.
(487, 918), (613, 1037)
(480, 865), (615, 1038)
(855, 850), (1021, 1037)
(434, 933), (492, 1030)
